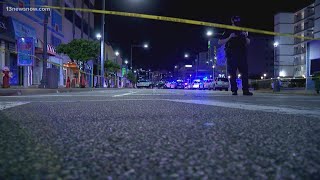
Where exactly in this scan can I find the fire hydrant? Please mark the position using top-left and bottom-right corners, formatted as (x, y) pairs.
(2, 66), (12, 88)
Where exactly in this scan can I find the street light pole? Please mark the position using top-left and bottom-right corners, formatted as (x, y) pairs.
(130, 43), (148, 73)
(100, 0), (105, 88)
(39, 11), (49, 88)
(273, 41), (279, 78)
(130, 45), (133, 72)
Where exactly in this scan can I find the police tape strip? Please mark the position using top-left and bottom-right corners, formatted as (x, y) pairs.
(1, 1), (318, 40)
(0, 48), (95, 77)
(42, 5), (319, 41)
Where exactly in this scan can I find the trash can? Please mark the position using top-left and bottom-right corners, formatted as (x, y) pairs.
(312, 71), (320, 94)
(273, 79), (280, 92)
(46, 68), (59, 89)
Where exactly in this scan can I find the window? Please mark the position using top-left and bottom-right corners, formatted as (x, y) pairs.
(83, 21), (88, 35)
(52, 0), (62, 13)
(84, 0), (94, 8)
(64, 3), (73, 22)
(84, 0), (89, 7)
(51, 10), (62, 32)
(52, 0), (61, 6)
(75, 15), (82, 29)
(51, 35), (61, 47)
(0, 1), (2, 15)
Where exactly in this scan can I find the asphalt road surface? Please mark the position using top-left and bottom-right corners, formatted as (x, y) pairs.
(1, 89), (320, 179)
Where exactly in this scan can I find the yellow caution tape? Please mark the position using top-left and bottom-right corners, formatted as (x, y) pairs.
(42, 5), (318, 41)
(1, 1), (317, 40)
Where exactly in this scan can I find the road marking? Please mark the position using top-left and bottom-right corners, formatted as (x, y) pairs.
(7, 99), (160, 103)
(112, 91), (138, 97)
(0, 102), (30, 111)
(167, 99), (320, 119)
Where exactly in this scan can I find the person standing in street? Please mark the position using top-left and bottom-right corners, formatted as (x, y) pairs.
(218, 16), (253, 96)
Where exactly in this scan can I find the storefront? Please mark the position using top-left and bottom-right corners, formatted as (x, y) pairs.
(63, 60), (93, 88)
(0, 15), (18, 86)
(35, 40), (64, 87)
(10, 17), (37, 87)
(63, 61), (78, 87)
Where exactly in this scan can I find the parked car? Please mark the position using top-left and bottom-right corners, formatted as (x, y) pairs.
(137, 79), (153, 88)
(169, 81), (177, 89)
(211, 77), (229, 91)
(176, 80), (185, 89)
(204, 79), (213, 90)
(155, 81), (166, 89)
(164, 81), (171, 89)
(191, 79), (204, 89)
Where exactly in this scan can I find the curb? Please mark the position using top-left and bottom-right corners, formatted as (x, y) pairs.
(0, 88), (124, 96)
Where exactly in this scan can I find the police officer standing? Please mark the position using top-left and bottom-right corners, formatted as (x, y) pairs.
(218, 16), (253, 96)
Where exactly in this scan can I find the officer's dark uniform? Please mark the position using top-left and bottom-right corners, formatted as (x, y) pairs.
(220, 26), (252, 95)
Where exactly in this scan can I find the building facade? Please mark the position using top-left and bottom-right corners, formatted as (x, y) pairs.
(0, 0), (95, 87)
(274, 1), (317, 78)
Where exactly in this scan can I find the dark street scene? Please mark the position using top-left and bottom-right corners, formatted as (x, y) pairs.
(0, 0), (320, 179)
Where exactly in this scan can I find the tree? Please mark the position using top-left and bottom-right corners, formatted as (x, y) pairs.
(104, 60), (121, 88)
(126, 71), (137, 87)
(56, 39), (99, 87)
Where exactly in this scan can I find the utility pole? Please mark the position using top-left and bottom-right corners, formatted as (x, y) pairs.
(100, 0), (105, 87)
(39, 11), (49, 88)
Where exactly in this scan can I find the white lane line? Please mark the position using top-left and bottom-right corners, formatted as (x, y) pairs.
(15, 99), (161, 103)
(167, 99), (320, 119)
(112, 91), (138, 97)
(0, 102), (30, 111)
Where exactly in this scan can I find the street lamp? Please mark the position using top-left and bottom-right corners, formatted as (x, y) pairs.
(273, 41), (279, 47)
(261, 76), (264, 80)
(238, 74), (241, 78)
(115, 51), (120, 57)
(264, 73), (267, 79)
(184, 53), (189, 58)
(206, 30), (213, 37)
(131, 43), (149, 72)
(96, 33), (102, 40)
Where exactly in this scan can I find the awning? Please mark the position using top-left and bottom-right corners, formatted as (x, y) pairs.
(35, 39), (57, 56)
(63, 62), (78, 71)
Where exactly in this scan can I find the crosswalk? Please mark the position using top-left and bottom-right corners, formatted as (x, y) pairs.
(0, 102), (30, 111)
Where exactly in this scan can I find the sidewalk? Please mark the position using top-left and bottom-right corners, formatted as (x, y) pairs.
(0, 87), (117, 96)
(254, 88), (319, 96)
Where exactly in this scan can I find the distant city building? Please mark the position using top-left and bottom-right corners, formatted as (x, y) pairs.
(274, 0), (320, 77)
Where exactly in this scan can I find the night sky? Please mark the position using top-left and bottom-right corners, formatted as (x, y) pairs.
(95, 0), (314, 71)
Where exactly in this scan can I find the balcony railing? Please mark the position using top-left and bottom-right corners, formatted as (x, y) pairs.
(294, 48), (306, 55)
(294, 58), (306, 66)
(305, 8), (315, 18)
(295, 15), (303, 22)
